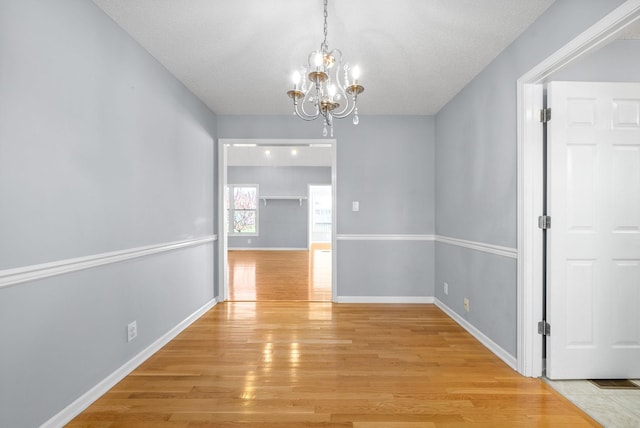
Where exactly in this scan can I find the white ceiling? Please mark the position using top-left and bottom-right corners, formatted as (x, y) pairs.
(91, 0), (556, 116)
(227, 144), (332, 167)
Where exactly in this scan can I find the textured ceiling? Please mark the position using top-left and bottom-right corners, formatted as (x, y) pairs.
(91, 0), (556, 116)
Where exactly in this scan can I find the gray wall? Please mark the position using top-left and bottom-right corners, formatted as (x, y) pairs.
(547, 39), (640, 83)
(0, 1), (216, 426)
(219, 115), (436, 298)
(434, 0), (626, 357)
(338, 240), (434, 298)
(227, 166), (331, 248)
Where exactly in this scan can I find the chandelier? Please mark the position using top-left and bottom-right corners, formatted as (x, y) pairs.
(286, 0), (364, 137)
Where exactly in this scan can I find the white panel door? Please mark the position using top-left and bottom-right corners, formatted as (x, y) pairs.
(547, 81), (640, 379)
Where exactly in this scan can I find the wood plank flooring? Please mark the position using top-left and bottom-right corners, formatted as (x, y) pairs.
(69, 302), (600, 427)
(228, 245), (331, 301)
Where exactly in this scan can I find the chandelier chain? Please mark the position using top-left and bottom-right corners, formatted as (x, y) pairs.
(322, 0), (329, 51)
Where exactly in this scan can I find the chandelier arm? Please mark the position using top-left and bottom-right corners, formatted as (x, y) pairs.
(329, 49), (345, 87)
(330, 84), (354, 117)
(330, 99), (357, 119)
(294, 98), (320, 121)
(330, 98), (352, 117)
(324, 48), (353, 117)
(329, 81), (354, 117)
(297, 79), (326, 119)
(294, 111), (320, 122)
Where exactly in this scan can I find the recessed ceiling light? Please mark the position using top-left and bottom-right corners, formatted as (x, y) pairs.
(291, 149), (298, 156)
(264, 149), (271, 156)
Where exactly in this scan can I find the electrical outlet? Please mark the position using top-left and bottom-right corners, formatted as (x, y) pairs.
(444, 282), (449, 295)
(127, 321), (137, 342)
(463, 298), (470, 313)
(247, 238), (252, 244)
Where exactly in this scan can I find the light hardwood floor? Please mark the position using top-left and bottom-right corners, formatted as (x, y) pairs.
(228, 245), (332, 301)
(68, 248), (600, 427)
(69, 302), (599, 427)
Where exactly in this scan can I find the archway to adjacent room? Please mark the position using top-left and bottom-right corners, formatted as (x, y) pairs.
(218, 138), (337, 302)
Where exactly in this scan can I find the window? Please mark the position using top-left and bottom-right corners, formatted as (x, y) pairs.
(227, 185), (258, 236)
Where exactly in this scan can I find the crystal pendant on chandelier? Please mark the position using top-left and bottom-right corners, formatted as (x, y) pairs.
(286, 0), (364, 135)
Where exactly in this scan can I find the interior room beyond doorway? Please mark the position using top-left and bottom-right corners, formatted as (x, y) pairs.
(222, 140), (335, 302)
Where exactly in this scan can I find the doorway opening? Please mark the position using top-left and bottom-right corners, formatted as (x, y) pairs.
(517, 1), (640, 378)
(218, 139), (336, 303)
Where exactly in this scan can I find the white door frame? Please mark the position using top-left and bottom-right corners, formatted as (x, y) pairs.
(516, 0), (640, 377)
(217, 138), (337, 303)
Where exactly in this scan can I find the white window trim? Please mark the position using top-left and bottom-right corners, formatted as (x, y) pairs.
(227, 183), (259, 237)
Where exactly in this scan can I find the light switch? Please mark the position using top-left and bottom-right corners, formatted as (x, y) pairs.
(352, 201), (359, 212)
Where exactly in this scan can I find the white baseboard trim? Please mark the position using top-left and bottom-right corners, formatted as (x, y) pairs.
(335, 296), (435, 304)
(41, 298), (218, 428)
(434, 298), (517, 371)
(228, 247), (307, 251)
(0, 235), (217, 290)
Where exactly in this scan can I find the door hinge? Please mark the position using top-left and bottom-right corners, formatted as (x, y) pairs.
(538, 321), (551, 336)
(538, 215), (551, 230)
(540, 108), (552, 123)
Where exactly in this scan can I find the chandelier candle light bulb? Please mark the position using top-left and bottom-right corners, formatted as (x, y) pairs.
(286, 0), (364, 135)
(328, 84), (337, 100)
(352, 66), (360, 84)
(292, 71), (301, 90)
